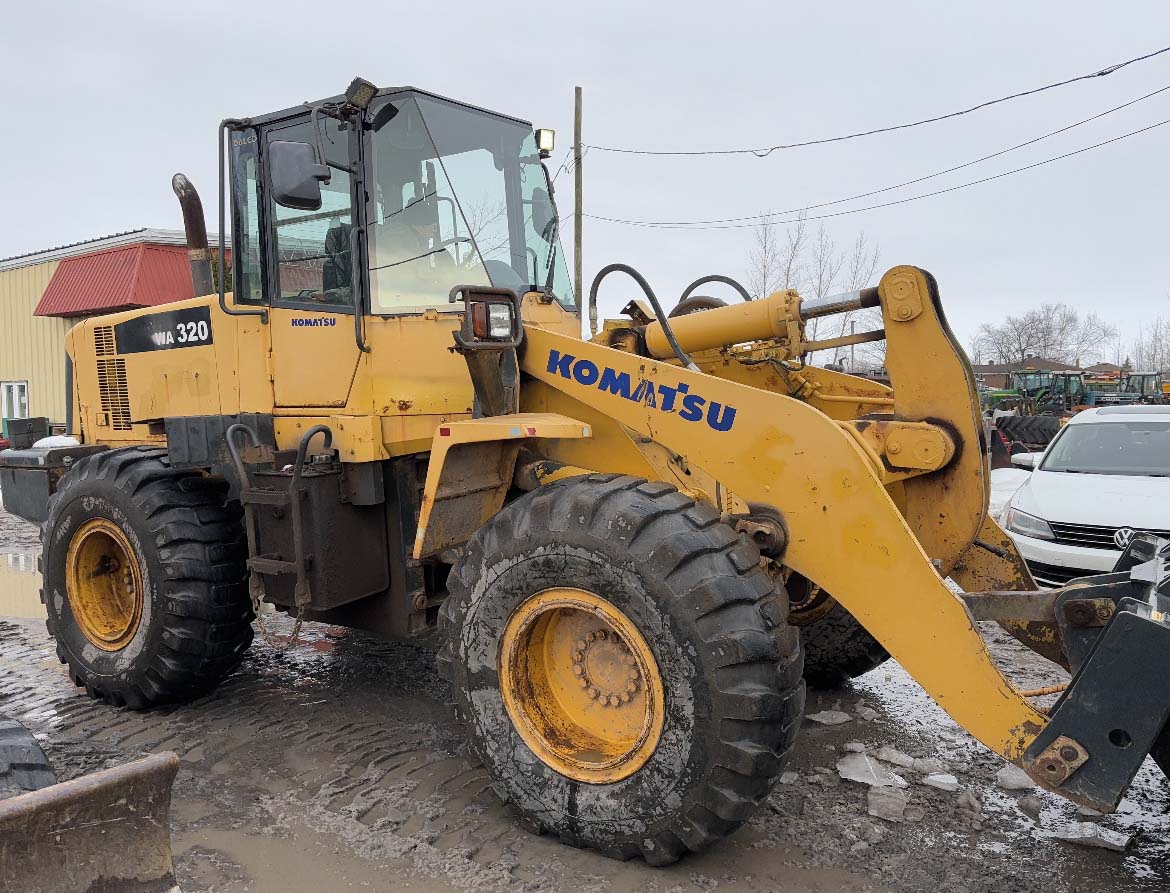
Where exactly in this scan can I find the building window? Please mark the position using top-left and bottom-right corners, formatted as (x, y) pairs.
(1, 381), (29, 420)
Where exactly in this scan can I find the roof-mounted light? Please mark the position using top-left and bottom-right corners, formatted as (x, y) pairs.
(536, 128), (555, 159)
(345, 77), (379, 110)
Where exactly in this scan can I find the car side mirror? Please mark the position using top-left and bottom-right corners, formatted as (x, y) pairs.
(269, 140), (330, 210)
(1010, 452), (1042, 470)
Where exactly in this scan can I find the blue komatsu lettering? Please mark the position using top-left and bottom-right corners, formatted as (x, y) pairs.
(572, 359), (600, 385)
(657, 383), (680, 412)
(706, 402), (736, 432)
(598, 367), (632, 399)
(631, 379), (657, 408)
(545, 350), (736, 432)
(548, 349), (575, 377)
(678, 393), (705, 422)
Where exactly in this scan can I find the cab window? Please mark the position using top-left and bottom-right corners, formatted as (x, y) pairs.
(265, 116), (356, 309)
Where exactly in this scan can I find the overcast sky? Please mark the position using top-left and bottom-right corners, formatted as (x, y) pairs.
(2, 2), (1167, 358)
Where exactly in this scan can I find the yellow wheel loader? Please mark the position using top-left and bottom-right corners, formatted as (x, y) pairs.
(2, 76), (1169, 867)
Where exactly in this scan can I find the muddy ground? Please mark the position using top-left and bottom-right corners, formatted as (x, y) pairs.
(1, 506), (1167, 892)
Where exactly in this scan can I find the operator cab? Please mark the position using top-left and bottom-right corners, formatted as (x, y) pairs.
(226, 79), (574, 321)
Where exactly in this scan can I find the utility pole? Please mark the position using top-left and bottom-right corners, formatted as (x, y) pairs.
(574, 86), (589, 334)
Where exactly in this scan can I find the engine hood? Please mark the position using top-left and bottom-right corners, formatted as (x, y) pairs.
(1012, 468), (1170, 529)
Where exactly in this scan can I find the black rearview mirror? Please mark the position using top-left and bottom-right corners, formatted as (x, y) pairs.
(269, 140), (330, 210)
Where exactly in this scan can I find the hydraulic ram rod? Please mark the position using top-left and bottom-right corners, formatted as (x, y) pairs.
(642, 286), (881, 359)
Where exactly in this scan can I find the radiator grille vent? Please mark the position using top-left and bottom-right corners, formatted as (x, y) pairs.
(93, 326), (115, 357)
(96, 358), (131, 430)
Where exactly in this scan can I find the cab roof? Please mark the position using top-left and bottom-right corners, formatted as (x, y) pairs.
(242, 85), (532, 130)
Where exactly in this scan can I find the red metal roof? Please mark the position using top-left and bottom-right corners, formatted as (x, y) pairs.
(34, 243), (197, 318)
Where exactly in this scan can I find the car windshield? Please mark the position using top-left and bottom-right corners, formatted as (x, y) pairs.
(365, 94), (573, 314)
(1040, 420), (1170, 476)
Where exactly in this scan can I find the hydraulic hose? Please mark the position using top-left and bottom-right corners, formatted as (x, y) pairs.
(588, 263), (698, 371)
(679, 274), (753, 304)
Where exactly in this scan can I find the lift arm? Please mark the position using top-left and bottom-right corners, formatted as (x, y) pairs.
(520, 270), (1049, 763)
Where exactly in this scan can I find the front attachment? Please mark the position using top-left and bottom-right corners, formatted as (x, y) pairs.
(0, 751), (180, 892)
(1020, 535), (1170, 810)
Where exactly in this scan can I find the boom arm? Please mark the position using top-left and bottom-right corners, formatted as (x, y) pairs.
(520, 266), (1049, 761)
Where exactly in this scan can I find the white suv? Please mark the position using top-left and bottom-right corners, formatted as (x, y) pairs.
(1001, 405), (1170, 587)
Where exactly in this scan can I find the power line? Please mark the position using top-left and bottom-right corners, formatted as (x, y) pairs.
(585, 115), (1170, 230)
(549, 146), (574, 183)
(587, 44), (1170, 157)
(588, 83), (1170, 227)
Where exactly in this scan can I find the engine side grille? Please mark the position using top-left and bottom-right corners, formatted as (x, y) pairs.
(1049, 521), (1170, 551)
(96, 358), (131, 431)
(93, 326), (115, 357)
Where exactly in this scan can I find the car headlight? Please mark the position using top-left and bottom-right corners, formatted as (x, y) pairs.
(1005, 507), (1054, 541)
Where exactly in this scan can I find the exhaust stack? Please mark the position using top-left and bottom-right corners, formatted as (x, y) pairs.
(171, 173), (214, 297)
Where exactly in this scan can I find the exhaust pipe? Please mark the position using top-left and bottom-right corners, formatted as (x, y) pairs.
(171, 172), (214, 297)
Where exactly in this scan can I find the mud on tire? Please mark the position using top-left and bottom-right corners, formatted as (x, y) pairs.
(40, 446), (254, 708)
(438, 474), (805, 865)
(786, 572), (889, 689)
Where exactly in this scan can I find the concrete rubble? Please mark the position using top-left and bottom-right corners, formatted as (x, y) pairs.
(1038, 823), (1133, 853)
(837, 753), (908, 788)
(867, 787), (910, 823)
(805, 710), (852, 726)
(871, 746), (915, 769)
(921, 773), (960, 792)
(996, 764), (1037, 791)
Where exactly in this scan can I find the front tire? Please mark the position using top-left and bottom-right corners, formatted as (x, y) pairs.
(439, 475), (805, 864)
(41, 447), (253, 708)
(786, 572), (889, 689)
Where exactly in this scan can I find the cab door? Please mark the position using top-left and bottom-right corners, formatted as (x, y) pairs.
(262, 114), (364, 409)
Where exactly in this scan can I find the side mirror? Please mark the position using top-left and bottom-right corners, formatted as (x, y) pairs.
(269, 140), (330, 210)
(1010, 452), (1042, 470)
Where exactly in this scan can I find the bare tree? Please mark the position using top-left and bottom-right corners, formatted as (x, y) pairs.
(460, 195), (509, 266)
(746, 215), (781, 299)
(974, 304), (1118, 366)
(747, 212), (809, 299)
(831, 233), (883, 370)
(1129, 316), (1170, 372)
(743, 219), (881, 369)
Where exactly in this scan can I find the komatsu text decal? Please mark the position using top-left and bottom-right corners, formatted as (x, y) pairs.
(290, 317), (337, 327)
(546, 349), (737, 432)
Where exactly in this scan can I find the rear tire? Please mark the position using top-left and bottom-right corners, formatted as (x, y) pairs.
(0, 715), (55, 800)
(786, 572), (889, 689)
(40, 447), (253, 708)
(439, 474), (805, 864)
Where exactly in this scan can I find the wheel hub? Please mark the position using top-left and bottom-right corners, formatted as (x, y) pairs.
(499, 587), (664, 784)
(65, 518), (143, 651)
(572, 628), (641, 707)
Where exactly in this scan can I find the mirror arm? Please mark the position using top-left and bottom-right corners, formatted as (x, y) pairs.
(351, 224), (370, 353)
(217, 119), (267, 323)
(310, 104), (357, 175)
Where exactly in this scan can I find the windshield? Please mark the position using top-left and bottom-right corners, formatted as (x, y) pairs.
(1040, 420), (1170, 476)
(365, 94), (574, 314)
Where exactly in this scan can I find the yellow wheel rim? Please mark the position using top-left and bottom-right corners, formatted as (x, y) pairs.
(65, 518), (143, 651)
(499, 587), (665, 784)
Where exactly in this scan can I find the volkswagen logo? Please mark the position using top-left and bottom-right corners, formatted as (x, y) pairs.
(1113, 527), (1136, 550)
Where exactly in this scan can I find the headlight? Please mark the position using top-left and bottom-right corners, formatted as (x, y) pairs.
(1005, 507), (1054, 541)
(488, 303), (513, 339)
(470, 301), (515, 340)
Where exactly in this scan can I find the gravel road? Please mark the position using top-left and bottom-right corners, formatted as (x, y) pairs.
(0, 506), (1166, 892)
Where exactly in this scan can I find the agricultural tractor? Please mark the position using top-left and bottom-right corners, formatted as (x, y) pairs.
(1123, 371), (1167, 404)
(2, 78), (1170, 882)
